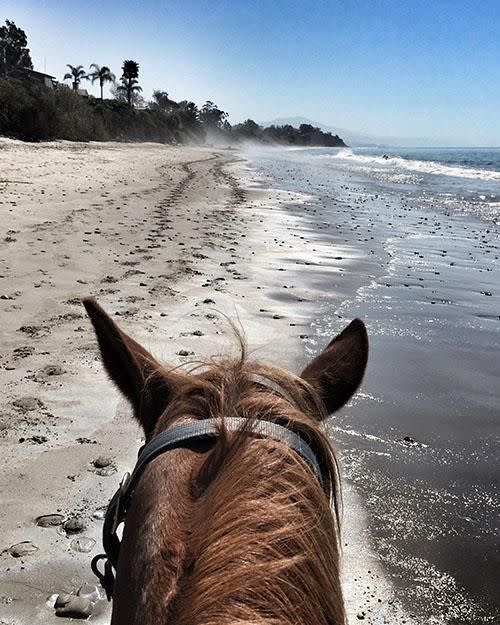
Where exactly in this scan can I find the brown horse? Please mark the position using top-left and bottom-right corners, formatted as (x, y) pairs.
(84, 297), (368, 625)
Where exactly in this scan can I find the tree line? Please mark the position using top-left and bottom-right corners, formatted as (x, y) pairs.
(0, 20), (346, 147)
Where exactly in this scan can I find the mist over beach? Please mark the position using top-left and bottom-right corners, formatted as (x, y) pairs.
(1, 2), (499, 625)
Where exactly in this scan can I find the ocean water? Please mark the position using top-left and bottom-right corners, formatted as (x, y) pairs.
(244, 145), (500, 624)
(308, 146), (500, 223)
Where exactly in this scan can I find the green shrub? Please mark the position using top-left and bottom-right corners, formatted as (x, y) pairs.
(0, 78), (206, 143)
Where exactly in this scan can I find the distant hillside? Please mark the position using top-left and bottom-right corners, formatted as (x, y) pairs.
(260, 117), (380, 147)
(230, 119), (347, 147)
(260, 117), (450, 147)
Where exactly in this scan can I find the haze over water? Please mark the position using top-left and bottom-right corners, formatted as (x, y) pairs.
(244, 145), (500, 623)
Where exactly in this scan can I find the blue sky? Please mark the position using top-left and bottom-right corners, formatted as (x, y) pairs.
(3, 0), (500, 145)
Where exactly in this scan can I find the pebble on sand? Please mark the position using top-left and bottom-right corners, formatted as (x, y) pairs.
(7, 541), (39, 557)
(92, 456), (117, 475)
(70, 537), (96, 553)
(96, 465), (117, 476)
(12, 397), (43, 412)
(36, 514), (65, 527)
(54, 594), (93, 619)
(43, 364), (65, 376)
(93, 456), (112, 469)
(63, 517), (87, 535)
(77, 583), (100, 603)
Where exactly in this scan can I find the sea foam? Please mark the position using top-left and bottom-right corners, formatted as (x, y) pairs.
(319, 149), (500, 181)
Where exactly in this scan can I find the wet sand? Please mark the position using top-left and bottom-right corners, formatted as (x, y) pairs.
(243, 146), (500, 624)
(0, 140), (407, 624)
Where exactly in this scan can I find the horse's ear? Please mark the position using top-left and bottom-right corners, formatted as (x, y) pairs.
(83, 297), (182, 433)
(300, 318), (368, 416)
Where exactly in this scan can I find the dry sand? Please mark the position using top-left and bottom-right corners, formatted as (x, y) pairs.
(0, 139), (408, 624)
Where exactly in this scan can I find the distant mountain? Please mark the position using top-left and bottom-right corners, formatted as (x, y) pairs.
(259, 117), (375, 146)
(259, 117), (438, 147)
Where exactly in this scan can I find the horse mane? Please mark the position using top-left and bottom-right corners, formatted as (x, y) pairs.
(146, 352), (346, 625)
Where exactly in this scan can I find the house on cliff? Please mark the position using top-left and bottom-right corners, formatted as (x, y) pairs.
(8, 66), (56, 88)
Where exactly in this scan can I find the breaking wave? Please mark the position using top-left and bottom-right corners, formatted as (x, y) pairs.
(319, 149), (500, 181)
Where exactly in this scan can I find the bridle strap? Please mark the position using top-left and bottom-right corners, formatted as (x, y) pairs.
(124, 418), (323, 510)
(248, 373), (299, 407)
(93, 417), (325, 600)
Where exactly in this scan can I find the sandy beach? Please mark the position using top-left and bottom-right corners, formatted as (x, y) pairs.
(0, 140), (412, 625)
(1, 2), (498, 623)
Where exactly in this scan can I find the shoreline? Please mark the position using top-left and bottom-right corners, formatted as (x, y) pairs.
(241, 145), (499, 623)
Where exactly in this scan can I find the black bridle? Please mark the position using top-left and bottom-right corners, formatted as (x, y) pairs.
(92, 414), (325, 600)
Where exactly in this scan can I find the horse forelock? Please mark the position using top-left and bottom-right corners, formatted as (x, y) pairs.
(122, 354), (346, 625)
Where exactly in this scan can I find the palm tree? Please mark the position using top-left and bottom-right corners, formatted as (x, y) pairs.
(117, 60), (142, 108)
(151, 90), (178, 113)
(63, 64), (87, 91)
(88, 64), (115, 100)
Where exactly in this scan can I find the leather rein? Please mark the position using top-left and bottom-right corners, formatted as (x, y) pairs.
(91, 384), (326, 600)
